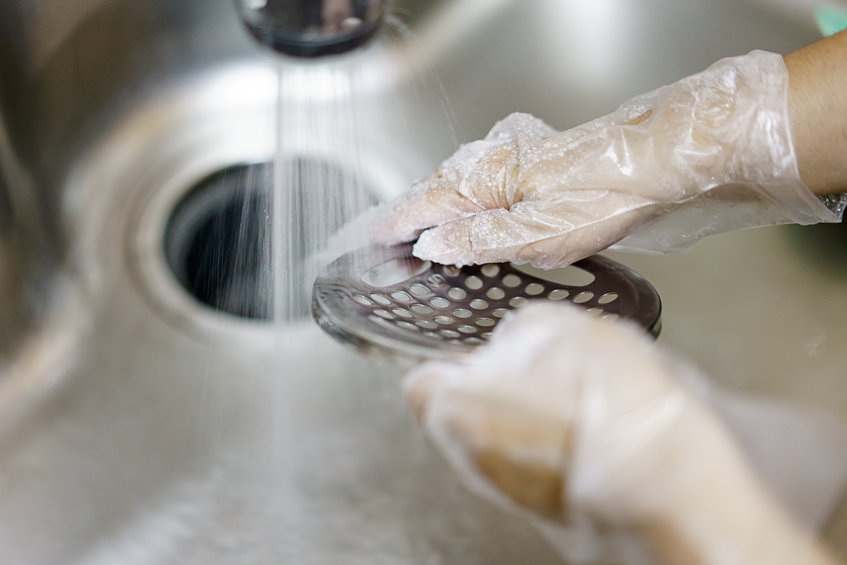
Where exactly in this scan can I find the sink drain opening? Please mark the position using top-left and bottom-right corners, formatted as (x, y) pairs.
(164, 160), (374, 320)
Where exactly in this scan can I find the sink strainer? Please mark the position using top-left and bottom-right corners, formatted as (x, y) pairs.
(312, 244), (661, 362)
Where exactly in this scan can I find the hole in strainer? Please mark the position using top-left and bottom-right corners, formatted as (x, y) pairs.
(362, 257), (431, 287)
(465, 276), (484, 290)
(486, 287), (506, 300)
(516, 264), (595, 287)
(525, 283), (545, 296)
(411, 304), (433, 315)
(548, 289), (569, 301)
(370, 293), (391, 305)
(469, 299), (489, 310)
(481, 264), (500, 277)
(448, 288), (468, 300)
(598, 292), (619, 304)
(430, 297), (451, 309)
(502, 274), (522, 288)
(573, 291), (594, 304)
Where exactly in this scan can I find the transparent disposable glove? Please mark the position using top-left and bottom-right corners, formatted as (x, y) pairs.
(367, 50), (840, 268)
(407, 302), (840, 565)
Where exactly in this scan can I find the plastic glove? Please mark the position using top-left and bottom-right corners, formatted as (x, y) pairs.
(367, 50), (840, 268)
(406, 302), (839, 565)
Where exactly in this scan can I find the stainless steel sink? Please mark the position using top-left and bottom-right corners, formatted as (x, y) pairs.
(1, 1), (846, 563)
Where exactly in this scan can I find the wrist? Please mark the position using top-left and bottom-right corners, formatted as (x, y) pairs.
(785, 30), (847, 196)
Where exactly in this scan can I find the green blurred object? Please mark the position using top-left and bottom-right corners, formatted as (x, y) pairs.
(814, 5), (847, 36)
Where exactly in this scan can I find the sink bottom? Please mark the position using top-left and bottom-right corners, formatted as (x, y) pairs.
(0, 61), (567, 565)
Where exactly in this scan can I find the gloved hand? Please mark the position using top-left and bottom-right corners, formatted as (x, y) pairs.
(407, 302), (839, 565)
(365, 50), (840, 268)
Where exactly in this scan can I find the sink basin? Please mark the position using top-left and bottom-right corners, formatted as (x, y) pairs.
(1, 0), (845, 563)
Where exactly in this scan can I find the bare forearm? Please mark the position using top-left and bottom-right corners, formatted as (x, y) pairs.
(785, 29), (847, 195)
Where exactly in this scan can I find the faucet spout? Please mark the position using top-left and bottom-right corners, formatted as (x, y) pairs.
(234, 0), (390, 57)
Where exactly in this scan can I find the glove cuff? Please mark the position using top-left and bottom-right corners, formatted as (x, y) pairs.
(615, 50), (842, 254)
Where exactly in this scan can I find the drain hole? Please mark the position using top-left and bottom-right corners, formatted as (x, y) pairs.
(164, 161), (374, 320)
(165, 164), (273, 319)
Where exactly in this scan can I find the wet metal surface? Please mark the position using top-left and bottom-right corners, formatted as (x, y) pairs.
(0, 0), (845, 563)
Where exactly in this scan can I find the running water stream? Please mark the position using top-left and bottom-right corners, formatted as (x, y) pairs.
(200, 22), (540, 564)
(268, 17), (457, 323)
(271, 61), (373, 321)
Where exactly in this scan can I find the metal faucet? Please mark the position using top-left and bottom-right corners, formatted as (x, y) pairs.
(234, 0), (390, 57)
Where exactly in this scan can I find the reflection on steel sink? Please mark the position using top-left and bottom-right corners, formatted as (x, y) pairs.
(1, 0), (845, 563)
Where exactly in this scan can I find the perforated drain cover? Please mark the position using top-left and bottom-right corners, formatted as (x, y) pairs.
(312, 243), (661, 362)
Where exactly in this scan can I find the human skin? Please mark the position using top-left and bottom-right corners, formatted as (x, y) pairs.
(407, 303), (841, 565)
(353, 32), (846, 271)
(786, 28), (847, 195)
(402, 32), (847, 565)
